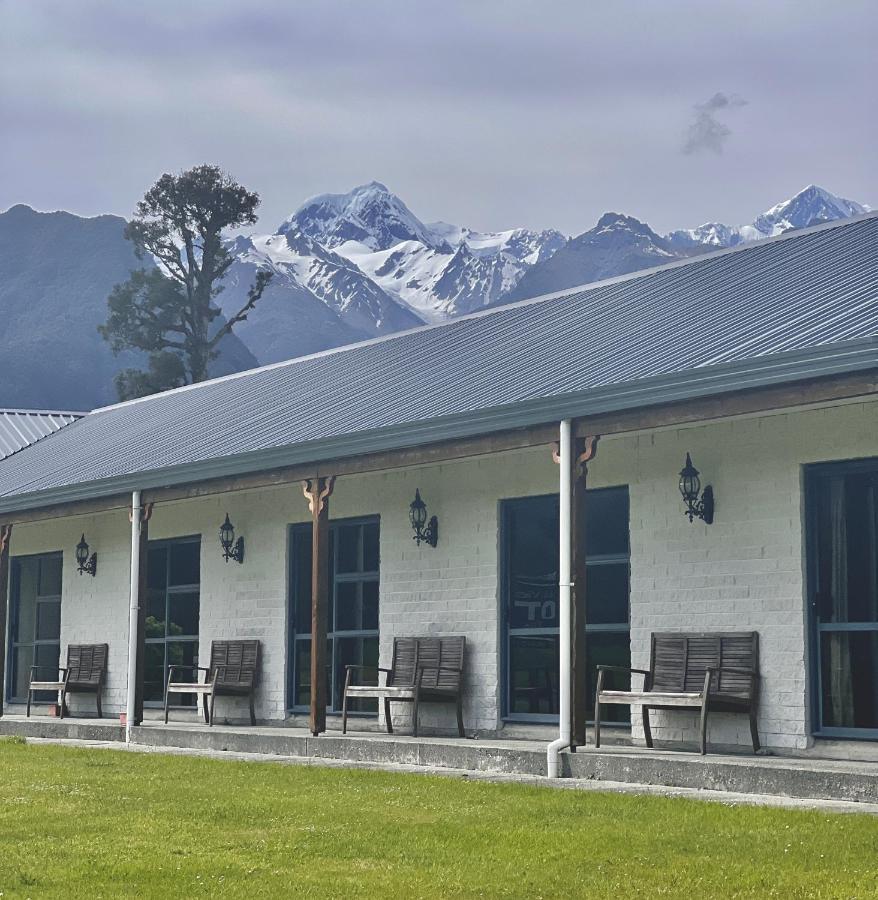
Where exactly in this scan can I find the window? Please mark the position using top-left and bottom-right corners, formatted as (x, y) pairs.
(145, 537), (201, 705)
(807, 461), (878, 738)
(288, 518), (379, 713)
(8, 553), (63, 703)
(502, 489), (630, 723)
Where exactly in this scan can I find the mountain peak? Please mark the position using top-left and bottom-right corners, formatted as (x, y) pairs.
(667, 185), (869, 251)
(755, 184), (869, 235)
(277, 182), (448, 252)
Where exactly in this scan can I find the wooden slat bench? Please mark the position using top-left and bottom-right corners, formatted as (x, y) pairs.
(342, 635), (466, 737)
(164, 639), (260, 726)
(594, 631), (760, 754)
(27, 643), (108, 719)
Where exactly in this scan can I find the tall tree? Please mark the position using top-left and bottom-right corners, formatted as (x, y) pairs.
(100, 164), (272, 399)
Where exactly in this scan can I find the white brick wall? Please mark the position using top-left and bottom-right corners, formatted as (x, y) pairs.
(6, 397), (877, 749)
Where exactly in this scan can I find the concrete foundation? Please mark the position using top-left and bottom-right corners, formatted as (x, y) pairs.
(3, 715), (876, 806)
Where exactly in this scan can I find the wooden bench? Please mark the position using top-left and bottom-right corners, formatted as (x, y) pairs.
(594, 631), (760, 754)
(342, 636), (466, 737)
(27, 643), (108, 719)
(164, 640), (260, 726)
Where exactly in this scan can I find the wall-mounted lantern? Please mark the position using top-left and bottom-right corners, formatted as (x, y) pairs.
(409, 489), (438, 548)
(75, 534), (97, 576)
(679, 453), (714, 524)
(219, 513), (245, 564)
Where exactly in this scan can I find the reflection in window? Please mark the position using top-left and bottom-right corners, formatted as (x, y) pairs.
(503, 489), (631, 723)
(145, 538), (200, 705)
(289, 518), (380, 714)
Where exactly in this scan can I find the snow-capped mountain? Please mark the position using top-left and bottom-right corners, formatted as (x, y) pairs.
(255, 182), (565, 323)
(502, 213), (678, 305)
(666, 185), (870, 250)
(279, 181), (449, 252)
(1, 183), (869, 408)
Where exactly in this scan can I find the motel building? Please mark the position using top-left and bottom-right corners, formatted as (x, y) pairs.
(0, 214), (876, 792)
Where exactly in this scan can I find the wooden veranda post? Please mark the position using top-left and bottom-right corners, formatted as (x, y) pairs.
(554, 435), (600, 749)
(303, 476), (335, 736)
(571, 436), (599, 748)
(131, 502), (153, 725)
(0, 524), (12, 717)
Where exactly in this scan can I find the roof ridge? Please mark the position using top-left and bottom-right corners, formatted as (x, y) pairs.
(89, 211), (878, 416)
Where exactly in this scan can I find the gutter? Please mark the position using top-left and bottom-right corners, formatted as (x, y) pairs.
(0, 339), (875, 516)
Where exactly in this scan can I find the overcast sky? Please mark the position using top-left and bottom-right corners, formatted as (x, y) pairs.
(1, 1), (875, 235)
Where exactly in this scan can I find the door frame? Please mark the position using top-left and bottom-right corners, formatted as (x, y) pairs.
(805, 457), (878, 740)
(6, 550), (63, 705)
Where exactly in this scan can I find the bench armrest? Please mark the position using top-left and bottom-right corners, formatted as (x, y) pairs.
(344, 665), (390, 689)
(596, 665), (650, 676)
(167, 665), (210, 683)
(30, 665), (67, 679)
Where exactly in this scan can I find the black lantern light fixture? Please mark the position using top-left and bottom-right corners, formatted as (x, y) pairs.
(219, 513), (245, 564)
(678, 452), (714, 524)
(409, 488), (438, 548)
(75, 533), (97, 576)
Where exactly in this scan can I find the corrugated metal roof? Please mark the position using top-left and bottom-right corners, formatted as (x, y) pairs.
(0, 409), (82, 461)
(0, 214), (876, 512)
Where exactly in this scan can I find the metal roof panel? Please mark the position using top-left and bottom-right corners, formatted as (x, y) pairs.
(0, 214), (876, 510)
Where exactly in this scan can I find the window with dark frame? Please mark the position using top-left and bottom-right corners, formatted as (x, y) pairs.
(144, 537), (201, 705)
(808, 460), (878, 738)
(502, 488), (631, 723)
(8, 552), (63, 704)
(288, 517), (379, 714)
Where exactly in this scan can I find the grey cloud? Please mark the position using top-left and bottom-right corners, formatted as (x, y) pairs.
(0, 2), (874, 235)
(683, 92), (748, 155)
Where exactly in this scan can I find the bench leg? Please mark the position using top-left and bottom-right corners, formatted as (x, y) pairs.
(594, 699), (602, 749)
(96, 690), (102, 719)
(164, 681), (171, 724)
(342, 689), (349, 735)
(201, 692), (210, 725)
(749, 710), (760, 753)
(249, 691), (256, 727)
(26, 688), (32, 718)
(411, 691), (419, 738)
(59, 690), (66, 720)
(699, 699), (709, 755)
(642, 706), (653, 748)
(209, 690), (216, 727)
(456, 693), (465, 738)
(384, 698), (393, 734)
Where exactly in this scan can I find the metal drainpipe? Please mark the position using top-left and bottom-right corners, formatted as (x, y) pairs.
(125, 490), (142, 744)
(547, 419), (573, 778)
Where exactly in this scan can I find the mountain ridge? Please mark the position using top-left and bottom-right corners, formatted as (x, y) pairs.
(0, 183), (869, 409)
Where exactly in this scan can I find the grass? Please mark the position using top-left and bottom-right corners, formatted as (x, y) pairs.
(0, 739), (876, 898)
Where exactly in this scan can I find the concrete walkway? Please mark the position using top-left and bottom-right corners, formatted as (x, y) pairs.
(3, 714), (876, 811)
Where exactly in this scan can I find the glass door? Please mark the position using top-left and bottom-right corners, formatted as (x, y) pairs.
(808, 461), (878, 738)
(501, 488), (631, 723)
(8, 552), (63, 704)
(288, 517), (380, 714)
(144, 537), (201, 705)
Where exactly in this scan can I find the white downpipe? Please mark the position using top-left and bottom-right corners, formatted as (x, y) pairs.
(547, 419), (573, 778)
(125, 490), (142, 744)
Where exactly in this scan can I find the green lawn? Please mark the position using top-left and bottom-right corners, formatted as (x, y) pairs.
(0, 739), (876, 898)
